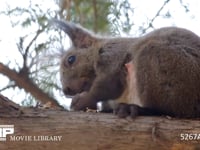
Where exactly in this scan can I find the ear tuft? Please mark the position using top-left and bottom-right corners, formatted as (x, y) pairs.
(50, 19), (98, 48)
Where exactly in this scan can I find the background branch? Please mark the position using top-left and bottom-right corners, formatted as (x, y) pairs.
(0, 63), (62, 108)
(141, 0), (170, 34)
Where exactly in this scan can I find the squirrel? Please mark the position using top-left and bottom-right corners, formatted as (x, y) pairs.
(54, 19), (200, 118)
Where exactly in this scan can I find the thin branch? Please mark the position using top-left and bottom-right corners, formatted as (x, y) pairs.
(23, 28), (45, 68)
(142, 0), (170, 34)
(179, 0), (189, 12)
(0, 84), (17, 92)
(36, 80), (62, 91)
(150, 0), (170, 25)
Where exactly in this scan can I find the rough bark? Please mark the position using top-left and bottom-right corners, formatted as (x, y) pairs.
(0, 63), (62, 108)
(0, 95), (200, 150)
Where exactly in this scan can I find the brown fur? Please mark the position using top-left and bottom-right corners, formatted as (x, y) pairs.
(54, 20), (200, 118)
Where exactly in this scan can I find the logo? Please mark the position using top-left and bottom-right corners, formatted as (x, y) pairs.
(0, 125), (14, 141)
(0, 125), (62, 142)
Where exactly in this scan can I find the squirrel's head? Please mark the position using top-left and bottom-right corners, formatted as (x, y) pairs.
(53, 20), (102, 96)
(53, 20), (132, 98)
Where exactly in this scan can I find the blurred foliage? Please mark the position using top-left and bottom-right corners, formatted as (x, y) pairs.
(57, 0), (134, 34)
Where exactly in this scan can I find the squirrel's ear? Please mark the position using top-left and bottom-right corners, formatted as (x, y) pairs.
(51, 19), (98, 48)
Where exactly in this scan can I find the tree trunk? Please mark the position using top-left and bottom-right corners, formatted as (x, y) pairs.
(0, 95), (199, 150)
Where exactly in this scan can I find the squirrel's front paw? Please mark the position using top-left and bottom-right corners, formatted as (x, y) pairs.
(70, 93), (85, 110)
(70, 92), (97, 111)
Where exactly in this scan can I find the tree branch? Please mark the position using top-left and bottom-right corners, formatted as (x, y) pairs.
(23, 28), (45, 72)
(0, 62), (63, 108)
(142, 0), (170, 34)
(0, 83), (17, 92)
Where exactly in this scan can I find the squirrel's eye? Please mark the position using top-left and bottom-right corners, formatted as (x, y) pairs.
(68, 55), (76, 65)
